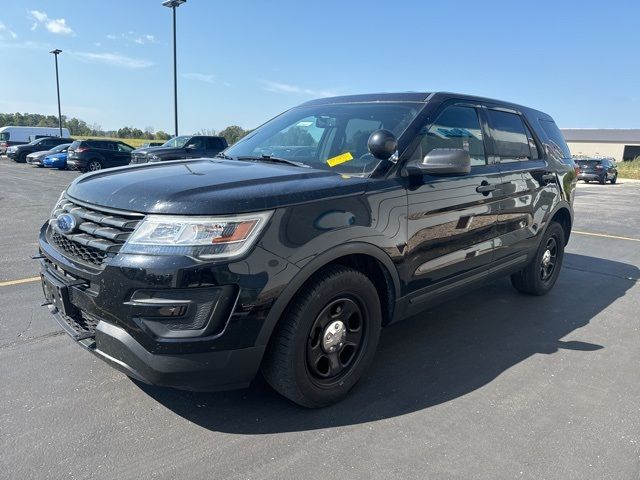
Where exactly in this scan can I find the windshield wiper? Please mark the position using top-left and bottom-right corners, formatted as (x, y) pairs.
(214, 152), (233, 160)
(236, 155), (309, 168)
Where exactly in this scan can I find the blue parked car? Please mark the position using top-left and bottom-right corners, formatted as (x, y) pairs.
(43, 149), (70, 169)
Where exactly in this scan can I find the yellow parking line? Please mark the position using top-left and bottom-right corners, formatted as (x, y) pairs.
(0, 276), (41, 287)
(573, 230), (640, 242)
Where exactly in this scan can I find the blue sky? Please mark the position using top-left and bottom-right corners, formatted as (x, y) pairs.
(0, 0), (638, 133)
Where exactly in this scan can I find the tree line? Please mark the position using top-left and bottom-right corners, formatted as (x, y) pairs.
(0, 112), (252, 145)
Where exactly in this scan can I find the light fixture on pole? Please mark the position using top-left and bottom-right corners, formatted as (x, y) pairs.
(162, 0), (186, 138)
(50, 49), (63, 137)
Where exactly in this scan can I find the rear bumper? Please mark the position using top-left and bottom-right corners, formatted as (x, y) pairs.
(578, 173), (603, 181)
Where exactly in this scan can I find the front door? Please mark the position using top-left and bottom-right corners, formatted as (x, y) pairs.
(404, 104), (502, 306)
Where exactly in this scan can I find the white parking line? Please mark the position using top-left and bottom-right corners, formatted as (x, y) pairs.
(573, 230), (640, 242)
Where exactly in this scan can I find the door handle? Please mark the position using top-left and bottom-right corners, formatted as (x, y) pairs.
(542, 173), (556, 184)
(476, 183), (496, 194)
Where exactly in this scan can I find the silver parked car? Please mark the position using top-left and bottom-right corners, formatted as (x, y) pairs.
(26, 143), (72, 167)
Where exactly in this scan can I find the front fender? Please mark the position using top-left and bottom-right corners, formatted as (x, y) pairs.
(255, 241), (401, 346)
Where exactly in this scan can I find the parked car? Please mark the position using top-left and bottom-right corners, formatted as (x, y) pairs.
(140, 141), (164, 148)
(66, 139), (135, 172)
(43, 147), (72, 170)
(37, 92), (576, 407)
(576, 158), (618, 184)
(7, 136), (73, 163)
(0, 126), (70, 154)
(27, 143), (71, 167)
(130, 135), (228, 164)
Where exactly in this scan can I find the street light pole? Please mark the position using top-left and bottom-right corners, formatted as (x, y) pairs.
(50, 49), (63, 137)
(162, 0), (186, 138)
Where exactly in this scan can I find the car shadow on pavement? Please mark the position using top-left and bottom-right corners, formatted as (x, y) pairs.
(136, 253), (638, 433)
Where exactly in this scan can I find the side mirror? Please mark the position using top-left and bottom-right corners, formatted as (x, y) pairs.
(367, 129), (397, 160)
(407, 148), (471, 176)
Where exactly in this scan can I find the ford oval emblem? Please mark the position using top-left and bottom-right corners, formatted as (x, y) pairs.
(56, 213), (77, 234)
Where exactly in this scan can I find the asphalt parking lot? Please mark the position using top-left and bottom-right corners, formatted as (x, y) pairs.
(1, 159), (639, 480)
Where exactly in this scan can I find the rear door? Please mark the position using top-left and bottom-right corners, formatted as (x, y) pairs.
(404, 103), (503, 305)
(205, 137), (226, 156)
(115, 143), (134, 165)
(487, 108), (557, 265)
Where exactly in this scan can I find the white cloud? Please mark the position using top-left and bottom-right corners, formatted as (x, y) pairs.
(107, 32), (156, 45)
(29, 10), (74, 35)
(71, 51), (154, 69)
(0, 21), (18, 40)
(182, 72), (215, 84)
(262, 80), (336, 98)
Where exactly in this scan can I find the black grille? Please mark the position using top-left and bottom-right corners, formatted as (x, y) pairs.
(131, 153), (147, 164)
(51, 231), (107, 266)
(48, 197), (144, 268)
(61, 309), (101, 340)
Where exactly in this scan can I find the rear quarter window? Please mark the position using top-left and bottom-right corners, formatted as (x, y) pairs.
(539, 119), (571, 159)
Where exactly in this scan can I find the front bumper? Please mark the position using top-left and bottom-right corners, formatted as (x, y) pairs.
(38, 221), (299, 391)
(27, 156), (43, 165)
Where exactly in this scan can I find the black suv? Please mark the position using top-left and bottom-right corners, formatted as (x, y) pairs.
(37, 92), (576, 407)
(130, 135), (228, 164)
(7, 136), (73, 163)
(66, 139), (135, 172)
(576, 158), (618, 184)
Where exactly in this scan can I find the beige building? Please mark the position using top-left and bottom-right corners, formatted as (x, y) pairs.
(561, 129), (640, 161)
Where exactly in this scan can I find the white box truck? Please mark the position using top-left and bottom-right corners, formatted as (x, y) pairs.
(0, 126), (71, 154)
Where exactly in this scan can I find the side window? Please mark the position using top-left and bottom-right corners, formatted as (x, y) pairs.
(117, 143), (133, 152)
(523, 122), (541, 159)
(486, 110), (532, 161)
(539, 119), (571, 159)
(185, 137), (203, 149)
(206, 138), (224, 150)
(419, 105), (487, 166)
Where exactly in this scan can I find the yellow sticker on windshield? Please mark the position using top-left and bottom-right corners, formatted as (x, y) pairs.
(327, 152), (353, 167)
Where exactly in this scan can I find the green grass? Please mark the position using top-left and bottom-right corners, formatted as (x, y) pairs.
(72, 136), (158, 148)
(617, 158), (640, 180)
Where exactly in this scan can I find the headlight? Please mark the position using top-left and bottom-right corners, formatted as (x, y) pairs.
(148, 154), (160, 162)
(121, 211), (273, 260)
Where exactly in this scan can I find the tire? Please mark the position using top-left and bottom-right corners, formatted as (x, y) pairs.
(610, 174), (617, 184)
(511, 222), (565, 296)
(599, 174), (606, 185)
(85, 159), (102, 172)
(262, 265), (382, 408)
(582, 180), (589, 183)
(17, 152), (27, 163)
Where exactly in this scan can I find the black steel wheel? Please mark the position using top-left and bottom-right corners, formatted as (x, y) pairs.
(262, 265), (382, 408)
(306, 297), (366, 386)
(539, 236), (558, 282)
(511, 221), (565, 296)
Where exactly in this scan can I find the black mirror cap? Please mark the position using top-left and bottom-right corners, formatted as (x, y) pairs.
(367, 129), (397, 160)
(408, 148), (471, 176)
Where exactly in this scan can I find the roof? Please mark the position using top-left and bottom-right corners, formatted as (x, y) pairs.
(561, 129), (640, 143)
(299, 92), (550, 116)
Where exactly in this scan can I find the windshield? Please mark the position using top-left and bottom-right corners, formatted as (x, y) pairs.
(161, 136), (191, 148)
(224, 102), (421, 176)
(50, 143), (71, 153)
(577, 160), (601, 167)
(0, 132), (9, 141)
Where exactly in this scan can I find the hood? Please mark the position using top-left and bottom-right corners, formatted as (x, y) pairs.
(132, 146), (164, 155)
(29, 150), (51, 158)
(66, 159), (370, 215)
